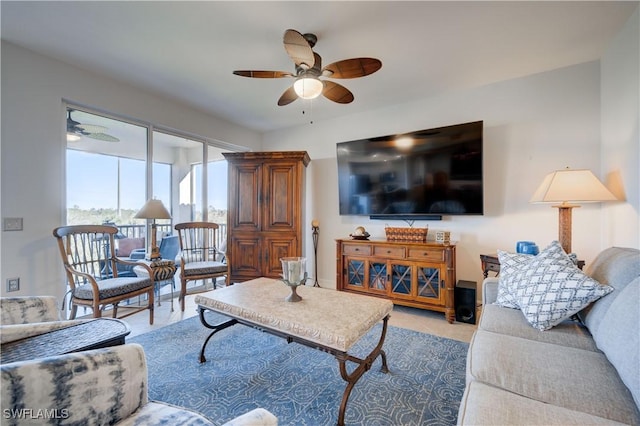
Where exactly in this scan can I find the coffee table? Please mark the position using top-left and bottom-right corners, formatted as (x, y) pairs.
(195, 277), (394, 426)
(1, 318), (130, 364)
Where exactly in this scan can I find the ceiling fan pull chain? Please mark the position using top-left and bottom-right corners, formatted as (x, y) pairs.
(301, 98), (314, 125)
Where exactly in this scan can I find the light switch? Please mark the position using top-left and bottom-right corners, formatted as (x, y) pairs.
(3, 217), (23, 231)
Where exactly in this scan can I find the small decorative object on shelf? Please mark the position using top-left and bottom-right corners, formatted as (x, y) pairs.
(385, 226), (428, 242)
(280, 257), (308, 302)
(516, 241), (539, 255)
(349, 226), (370, 240)
(435, 230), (451, 244)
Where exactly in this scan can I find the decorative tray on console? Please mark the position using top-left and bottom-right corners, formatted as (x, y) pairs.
(349, 233), (370, 240)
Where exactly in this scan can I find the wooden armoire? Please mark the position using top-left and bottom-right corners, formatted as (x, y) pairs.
(223, 151), (310, 283)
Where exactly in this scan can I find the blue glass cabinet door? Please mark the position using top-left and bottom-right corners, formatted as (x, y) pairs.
(345, 259), (366, 290)
(416, 265), (443, 303)
(390, 263), (413, 300)
(368, 261), (388, 294)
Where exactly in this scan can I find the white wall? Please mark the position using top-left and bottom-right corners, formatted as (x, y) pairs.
(601, 7), (640, 248)
(1, 41), (261, 300)
(263, 59), (637, 291)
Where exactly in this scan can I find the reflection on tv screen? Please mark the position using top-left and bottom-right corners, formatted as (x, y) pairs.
(336, 121), (483, 216)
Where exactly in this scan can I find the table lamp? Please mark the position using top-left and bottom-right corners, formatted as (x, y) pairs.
(134, 199), (171, 260)
(530, 167), (616, 254)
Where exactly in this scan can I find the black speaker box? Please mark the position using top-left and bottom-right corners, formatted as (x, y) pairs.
(455, 280), (477, 324)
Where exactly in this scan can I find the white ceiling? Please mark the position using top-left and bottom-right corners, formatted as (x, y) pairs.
(2, 1), (637, 133)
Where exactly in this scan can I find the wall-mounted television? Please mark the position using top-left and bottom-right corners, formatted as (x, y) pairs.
(336, 121), (483, 219)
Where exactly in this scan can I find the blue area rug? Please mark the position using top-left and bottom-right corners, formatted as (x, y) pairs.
(130, 312), (468, 426)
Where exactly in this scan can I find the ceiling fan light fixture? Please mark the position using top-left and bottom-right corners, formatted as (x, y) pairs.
(66, 132), (81, 142)
(293, 76), (323, 99)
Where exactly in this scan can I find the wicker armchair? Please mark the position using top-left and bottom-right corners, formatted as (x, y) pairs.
(53, 225), (155, 324)
(175, 222), (228, 312)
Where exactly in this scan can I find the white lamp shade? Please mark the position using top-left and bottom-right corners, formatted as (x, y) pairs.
(293, 77), (324, 99)
(530, 169), (617, 204)
(134, 199), (171, 219)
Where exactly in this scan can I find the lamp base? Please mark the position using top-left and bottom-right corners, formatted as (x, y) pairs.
(553, 204), (579, 254)
(146, 246), (162, 261)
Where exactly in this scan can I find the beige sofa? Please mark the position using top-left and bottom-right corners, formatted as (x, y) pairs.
(458, 246), (640, 425)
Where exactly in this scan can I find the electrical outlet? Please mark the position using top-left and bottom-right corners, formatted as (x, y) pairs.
(7, 278), (20, 292)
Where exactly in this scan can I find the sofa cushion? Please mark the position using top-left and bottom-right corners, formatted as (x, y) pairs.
(591, 277), (640, 409)
(508, 241), (612, 330)
(580, 247), (640, 336)
(183, 261), (227, 277)
(494, 251), (533, 308)
(478, 303), (599, 351)
(467, 330), (640, 424)
(0, 320), (88, 344)
(73, 277), (152, 300)
(457, 381), (629, 425)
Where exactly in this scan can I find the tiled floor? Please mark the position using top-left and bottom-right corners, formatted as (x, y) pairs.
(94, 283), (477, 343)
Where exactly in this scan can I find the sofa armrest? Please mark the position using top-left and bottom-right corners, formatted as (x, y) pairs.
(482, 278), (500, 305)
(222, 408), (278, 426)
(1, 344), (148, 424)
(0, 319), (89, 344)
(0, 296), (61, 324)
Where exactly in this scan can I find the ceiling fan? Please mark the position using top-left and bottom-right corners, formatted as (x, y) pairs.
(66, 109), (120, 142)
(233, 29), (382, 106)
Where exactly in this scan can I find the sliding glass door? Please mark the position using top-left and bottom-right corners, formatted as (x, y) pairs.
(66, 108), (148, 233)
(65, 105), (231, 245)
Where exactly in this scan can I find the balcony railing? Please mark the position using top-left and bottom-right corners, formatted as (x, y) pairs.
(116, 223), (228, 249)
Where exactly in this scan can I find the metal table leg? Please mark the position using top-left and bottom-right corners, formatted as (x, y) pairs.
(197, 306), (238, 363)
(336, 314), (390, 426)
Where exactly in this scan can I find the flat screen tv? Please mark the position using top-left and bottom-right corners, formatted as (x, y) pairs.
(336, 121), (483, 218)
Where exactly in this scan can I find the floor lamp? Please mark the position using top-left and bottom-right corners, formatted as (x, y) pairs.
(312, 219), (320, 287)
(530, 168), (616, 254)
(134, 199), (171, 260)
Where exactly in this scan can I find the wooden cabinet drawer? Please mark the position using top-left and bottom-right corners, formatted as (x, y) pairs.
(408, 248), (444, 262)
(373, 245), (405, 258)
(343, 244), (372, 256)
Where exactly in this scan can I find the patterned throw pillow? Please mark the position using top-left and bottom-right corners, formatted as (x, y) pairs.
(494, 250), (535, 309)
(513, 241), (613, 330)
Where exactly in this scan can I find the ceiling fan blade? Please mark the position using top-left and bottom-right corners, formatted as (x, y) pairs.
(322, 81), (354, 104)
(277, 86), (298, 106)
(86, 133), (120, 142)
(283, 29), (315, 68)
(77, 123), (108, 133)
(233, 70), (293, 78)
(323, 58), (382, 79)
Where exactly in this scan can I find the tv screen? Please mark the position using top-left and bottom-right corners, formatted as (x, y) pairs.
(336, 121), (483, 217)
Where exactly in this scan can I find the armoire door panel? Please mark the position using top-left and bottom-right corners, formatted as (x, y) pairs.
(229, 236), (261, 277)
(231, 163), (261, 231)
(263, 163), (297, 231)
(263, 236), (298, 278)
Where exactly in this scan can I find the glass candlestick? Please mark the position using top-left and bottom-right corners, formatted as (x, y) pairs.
(280, 257), (307, 302)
